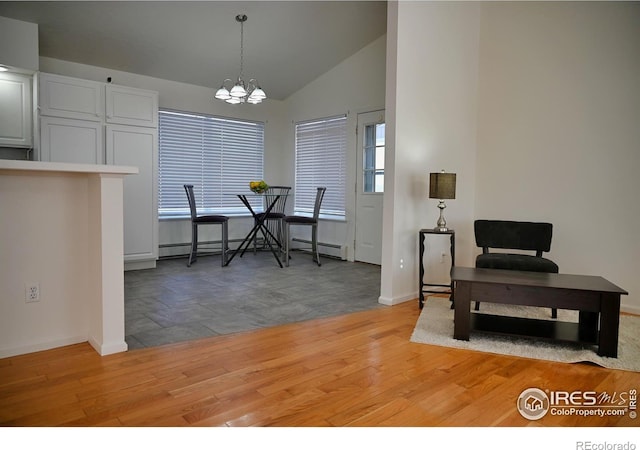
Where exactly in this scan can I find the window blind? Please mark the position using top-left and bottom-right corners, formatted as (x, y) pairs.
(294, 115), (347, 217)
(158, 110), (264, 218)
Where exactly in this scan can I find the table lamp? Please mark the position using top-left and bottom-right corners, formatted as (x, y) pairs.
(429, 171), (456, 232)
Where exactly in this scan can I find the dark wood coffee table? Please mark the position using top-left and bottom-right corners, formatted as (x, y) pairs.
(451, 267), (628, 358)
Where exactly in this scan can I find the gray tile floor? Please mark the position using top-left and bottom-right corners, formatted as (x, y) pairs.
(124, 250), (383, 349)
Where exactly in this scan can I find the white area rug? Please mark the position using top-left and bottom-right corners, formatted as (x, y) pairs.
(410, 296), (640, 372)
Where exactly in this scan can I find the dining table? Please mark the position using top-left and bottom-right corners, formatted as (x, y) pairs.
(225, 192), (289, 267)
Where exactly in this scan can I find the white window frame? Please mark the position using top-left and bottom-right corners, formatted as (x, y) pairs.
(158, 109), (264, 218)
(363, 122), (385, 193)
(294, 115), (347, 218)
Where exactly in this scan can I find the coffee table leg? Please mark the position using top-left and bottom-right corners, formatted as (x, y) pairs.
(598, 293), (620, 358)
(578, 311), (599, 343)
(454, 280), (470, 340)
(419, 231), (425, 309)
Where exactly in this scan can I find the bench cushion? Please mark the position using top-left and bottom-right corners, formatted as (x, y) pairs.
(476, 253), (559, 273)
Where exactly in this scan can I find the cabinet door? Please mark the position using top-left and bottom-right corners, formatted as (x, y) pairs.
(39, 73), (103, 121)
(0, 72), (33, 148)
(106, 125), (158, 263)
(39, 117), (103, 164)
(105, 85), (158, 128)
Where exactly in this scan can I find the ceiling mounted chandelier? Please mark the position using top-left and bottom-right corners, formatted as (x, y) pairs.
(215, 14), (266, 105)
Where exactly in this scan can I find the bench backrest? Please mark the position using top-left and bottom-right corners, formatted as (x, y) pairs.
(474, 220), (553, 256)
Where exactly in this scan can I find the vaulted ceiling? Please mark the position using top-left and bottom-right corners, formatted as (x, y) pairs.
(0, 1), (388, 100)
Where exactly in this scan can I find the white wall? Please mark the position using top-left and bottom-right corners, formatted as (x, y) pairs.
(0, 16), (38, 72)
(0, 162), (133, 357)
(381, 1), (398, 303)
(475, 2), (640, 313)
(280, 35), (387, 259)
(0, 173), (89, 356)
(382, 1), (639, 313)
(381, 1), (481, 304)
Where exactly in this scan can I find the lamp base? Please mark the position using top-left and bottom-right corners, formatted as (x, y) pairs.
(435, 200), (448, 232)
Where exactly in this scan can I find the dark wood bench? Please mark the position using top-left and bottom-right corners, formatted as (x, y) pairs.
(474, 219), (559, 318)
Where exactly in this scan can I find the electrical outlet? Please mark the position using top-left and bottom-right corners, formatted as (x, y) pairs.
(25, 283), (40, 302)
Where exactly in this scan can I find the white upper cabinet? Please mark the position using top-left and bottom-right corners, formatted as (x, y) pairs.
(40, 116), (104, 164)
(0, 72), (33, 148)
(105, 84), (158, 128)
(39, 73), (103, 121)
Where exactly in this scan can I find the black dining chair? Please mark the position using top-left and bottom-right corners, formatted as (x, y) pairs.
(253, 185), (291, 254)
(184, 184), (229, 267)
(283, 187), (326, 267)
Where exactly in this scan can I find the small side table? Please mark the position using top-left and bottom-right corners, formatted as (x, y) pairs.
(418, 228), (455, 309)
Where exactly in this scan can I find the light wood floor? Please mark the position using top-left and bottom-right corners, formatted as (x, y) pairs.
(1, 299), (638, 427)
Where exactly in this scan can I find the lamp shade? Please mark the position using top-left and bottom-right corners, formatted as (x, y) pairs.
(429, 172), (456, 199)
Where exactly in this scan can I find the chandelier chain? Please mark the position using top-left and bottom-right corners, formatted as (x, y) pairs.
(239, 16), (244, 80)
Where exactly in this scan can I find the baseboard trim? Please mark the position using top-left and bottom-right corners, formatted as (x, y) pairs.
(88, 337), (128, 356)
(291, 238), (346, 260)
(622, 304), (640, 315)
(124, 259), (157, 271)
(378, 293), (417, 306)
(0, 335), (87, 359)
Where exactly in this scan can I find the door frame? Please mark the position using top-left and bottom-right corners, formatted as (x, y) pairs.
(354, 109), (385, 265)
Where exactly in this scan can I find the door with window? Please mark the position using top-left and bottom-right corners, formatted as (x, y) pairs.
(355, 110), (385, 265)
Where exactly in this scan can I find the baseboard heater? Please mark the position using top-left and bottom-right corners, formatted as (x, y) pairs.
(291, 238), (346, 260)
(160, 238), (346, 260)
(158, 239), (238, 259)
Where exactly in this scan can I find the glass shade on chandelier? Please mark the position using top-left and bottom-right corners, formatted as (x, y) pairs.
(215, 14), (267, 105)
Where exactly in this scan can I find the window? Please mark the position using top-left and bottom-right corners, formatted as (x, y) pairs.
(158, 110), (264, 218)
(294, 115), (347, 218)
(363, 122), (385, 193)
